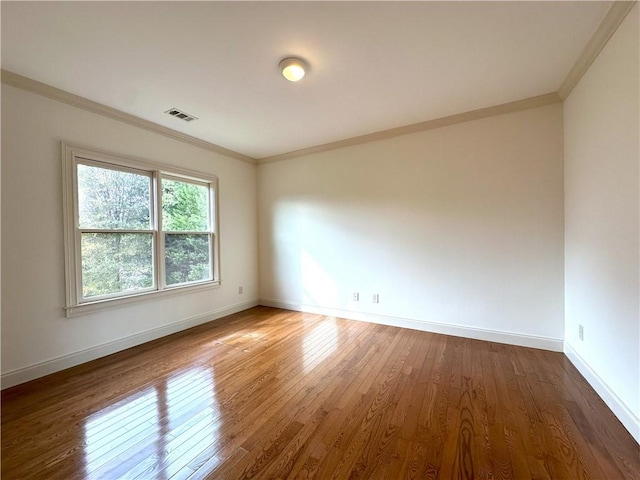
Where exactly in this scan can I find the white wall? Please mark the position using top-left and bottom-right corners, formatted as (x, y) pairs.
(259, 103), (564, 350)
(1, 85), (259, 387)
(564, 4), (639, 440)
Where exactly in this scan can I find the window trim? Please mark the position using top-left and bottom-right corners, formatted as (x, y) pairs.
(62, 142), (221, 317)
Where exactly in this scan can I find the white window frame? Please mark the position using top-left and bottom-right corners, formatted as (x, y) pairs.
(62, 143), (221, 317)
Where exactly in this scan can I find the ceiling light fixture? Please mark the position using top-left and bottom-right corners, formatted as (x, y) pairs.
(279, 57), (308, 82)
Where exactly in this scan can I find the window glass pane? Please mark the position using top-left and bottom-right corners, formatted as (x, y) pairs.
(81, 233), (153, 298)
(78, 164), (151, 229)
(162, 179), (208, 231)
(165, 234), (211, 286)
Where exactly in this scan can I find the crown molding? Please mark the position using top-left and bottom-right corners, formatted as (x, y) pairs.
(558, 1), (637, 100)
(4, 0), (632, 168)
(0, 69), (257, 165)
(258, 92), (562, 164)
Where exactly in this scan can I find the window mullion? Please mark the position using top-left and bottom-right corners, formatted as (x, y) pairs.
(211, 181), (219, 282)
(208, 183), (215, 281)
(155, 171), (166, 291)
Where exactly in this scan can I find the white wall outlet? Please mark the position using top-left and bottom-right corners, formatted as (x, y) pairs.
(353, 292), (359, 301)
(578, 324), (584, 341)
(238, 286), (244, 294)
(373, 293), (379, 303)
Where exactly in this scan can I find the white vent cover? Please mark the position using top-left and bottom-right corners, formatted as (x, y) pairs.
(165, 108), (198, 122)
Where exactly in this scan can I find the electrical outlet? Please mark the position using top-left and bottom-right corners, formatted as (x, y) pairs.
(353, 292), (359, 301)
(238, 286), (244, 294)
(578, 324), (584, 341)
(373, 294), (379, 303)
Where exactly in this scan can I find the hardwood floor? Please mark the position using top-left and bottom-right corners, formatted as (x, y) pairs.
(2, 307), (638, 479)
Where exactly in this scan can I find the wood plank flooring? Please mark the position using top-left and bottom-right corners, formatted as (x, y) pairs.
(2, 306), (638, 479)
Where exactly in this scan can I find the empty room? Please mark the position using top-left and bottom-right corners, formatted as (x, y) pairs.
(1, 1), (638, 479)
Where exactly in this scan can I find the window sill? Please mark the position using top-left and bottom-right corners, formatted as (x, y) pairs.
(64, 280), (222, 318)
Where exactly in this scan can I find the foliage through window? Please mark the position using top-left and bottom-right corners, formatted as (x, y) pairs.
(162, 178), (212, 286)
(63, 144), (219, 314)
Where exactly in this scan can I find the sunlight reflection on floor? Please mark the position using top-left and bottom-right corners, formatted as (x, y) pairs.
(303, 318), (338, 374)
(83, 367), (220, 479)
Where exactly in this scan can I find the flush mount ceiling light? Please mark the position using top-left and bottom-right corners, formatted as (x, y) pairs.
(279, 57), (308, 82)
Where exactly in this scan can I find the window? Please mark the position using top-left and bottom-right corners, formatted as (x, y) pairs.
(63, 143), (220, 316)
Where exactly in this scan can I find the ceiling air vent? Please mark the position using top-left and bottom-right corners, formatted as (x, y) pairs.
(165, 108), (198, 122)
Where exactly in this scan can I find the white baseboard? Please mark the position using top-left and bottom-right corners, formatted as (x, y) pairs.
(1, 299), (259, 390)
(564, 342), (640, 444)
(259, 298), (564, 352)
